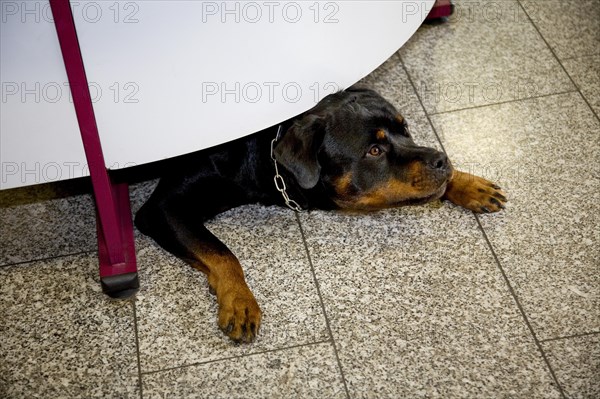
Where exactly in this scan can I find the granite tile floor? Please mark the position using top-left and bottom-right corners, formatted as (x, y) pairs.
(1, 1), (598, 398)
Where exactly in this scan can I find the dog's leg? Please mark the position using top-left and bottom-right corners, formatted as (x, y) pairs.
(442, 170), (507, 213)
(136, 201), (262, 343)
(181, 222), (262, 343)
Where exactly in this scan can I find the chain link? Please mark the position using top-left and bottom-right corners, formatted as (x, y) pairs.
(271, 126), (304, 212)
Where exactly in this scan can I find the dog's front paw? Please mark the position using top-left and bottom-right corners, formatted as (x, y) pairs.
(217, 289), (262, 343)
(444, 171), (507, 213)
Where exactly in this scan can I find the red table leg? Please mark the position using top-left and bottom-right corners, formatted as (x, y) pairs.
(426, 0), (454, 20)
(50, 0), (138, 298)
(96, 181), (138, 298)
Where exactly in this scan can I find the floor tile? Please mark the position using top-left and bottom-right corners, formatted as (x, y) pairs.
(359, 53), (443, 150)
(521, 0), (600, 61)
(562, 55), (600, 116)
(134, 205), (328, 373)
(1, 8), (598, 397)
(542, 334), (600, 399)
(400, 0), (574, 113)
(0, 254), (139, 399)
(0, 180), (96, 266)
(432, 92), (600, 340)
(299, 205), (561, 398)
(129, 179), (159, 216)
(141, 342), (345, 399)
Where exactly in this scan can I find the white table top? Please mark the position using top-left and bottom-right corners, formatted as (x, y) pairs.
(1, 0), (434, 189)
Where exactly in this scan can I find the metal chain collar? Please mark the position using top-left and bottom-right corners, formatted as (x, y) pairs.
(270, 125), (304, 212)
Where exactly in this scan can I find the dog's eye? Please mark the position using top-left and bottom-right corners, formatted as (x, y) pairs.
(368, 145), (383, 157)
(401, 122), (411, 137)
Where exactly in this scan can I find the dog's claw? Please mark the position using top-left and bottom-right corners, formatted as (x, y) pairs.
(445, 172), (507, 213)
(217, 290), (262, 343)
(495, 193), (508, 202)
(221, 321), (234, 334)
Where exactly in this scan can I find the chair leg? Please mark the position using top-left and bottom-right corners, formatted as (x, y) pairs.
(50, 0), (138, 298)
(96, 180), (139, 299)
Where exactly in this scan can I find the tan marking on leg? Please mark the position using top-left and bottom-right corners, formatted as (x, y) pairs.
(443, 170), (507, 213)
(195, 251), (262, 343)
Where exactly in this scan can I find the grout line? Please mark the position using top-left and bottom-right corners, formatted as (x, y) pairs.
(574, 90), (600, 121)
(141, 339), (332, 376)
(294, 212), (351, 399)
(399, 49), (566, 397)
(539, 330), (600, 344)
(473, 215), (567, 399)
(0, 250), (96, 269)
(427, 90), (579, 116)
(516, 0), (600, 123)
(396, 52), (448, 154)
(396, 49), (579, 119)
(132, 301), (144, 399)
(556, 53), (600, 62)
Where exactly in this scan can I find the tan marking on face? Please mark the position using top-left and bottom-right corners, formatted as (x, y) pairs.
(353, 179), (421, 209)
(395, 115), (404, 124)
(376, 129), (386, 140)
(340, 162), (444, 211)
(334, 172), (353, 196)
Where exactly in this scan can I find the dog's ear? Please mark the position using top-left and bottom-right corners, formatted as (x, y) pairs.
(274, 115), (325, 189)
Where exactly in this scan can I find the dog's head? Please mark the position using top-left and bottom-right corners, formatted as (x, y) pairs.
(274, 88), (452, 211)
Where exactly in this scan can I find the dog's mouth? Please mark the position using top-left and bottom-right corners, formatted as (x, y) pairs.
(334, 178), (448, 211)
(394, 180), (448, 207)
(424, 180), (448, 200)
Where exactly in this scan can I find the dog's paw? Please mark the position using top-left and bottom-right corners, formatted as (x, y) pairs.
(467, 178), (507, 213)
(217, 289), (262, 343)
(444, 172), (507, 213)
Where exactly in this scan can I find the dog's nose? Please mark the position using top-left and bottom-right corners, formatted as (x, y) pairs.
(427, 152), (449, 170)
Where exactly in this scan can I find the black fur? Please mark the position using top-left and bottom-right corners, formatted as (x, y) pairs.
(135, 87), (448, 266)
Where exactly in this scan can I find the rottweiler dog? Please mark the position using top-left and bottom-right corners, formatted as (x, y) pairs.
(135, 87), (507, 343)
